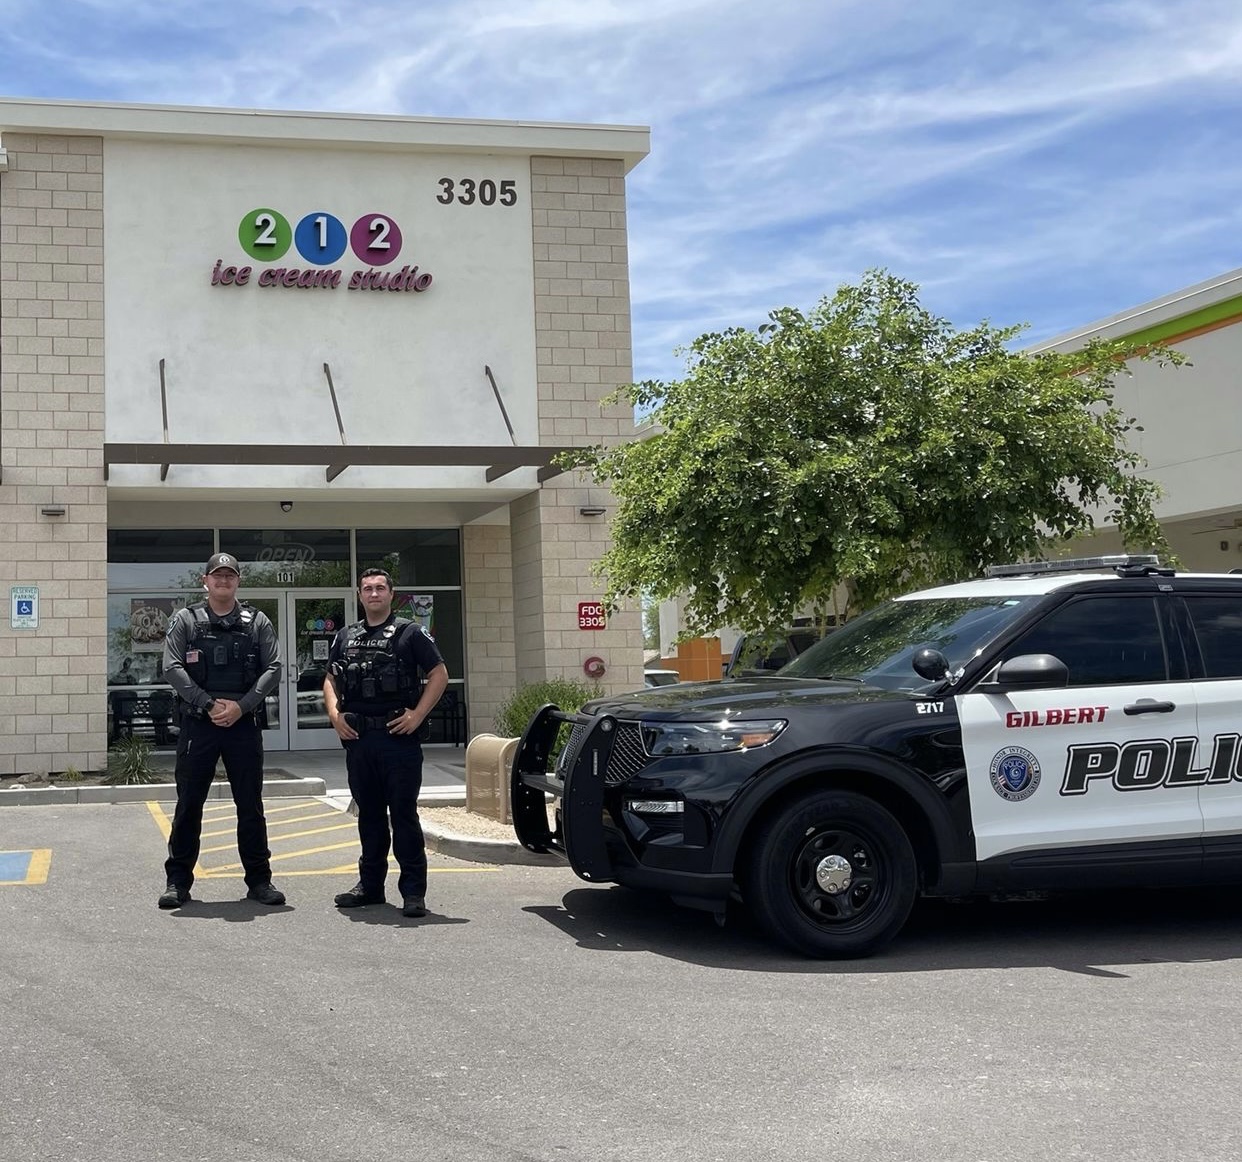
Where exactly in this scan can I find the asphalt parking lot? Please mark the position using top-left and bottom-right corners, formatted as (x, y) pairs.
(3, 801), (1242, 1162)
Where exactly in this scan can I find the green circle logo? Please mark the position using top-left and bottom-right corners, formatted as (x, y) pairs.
(239, 208), (291, 261)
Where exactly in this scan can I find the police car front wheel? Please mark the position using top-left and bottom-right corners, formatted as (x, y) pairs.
(747, 790), (917, 959)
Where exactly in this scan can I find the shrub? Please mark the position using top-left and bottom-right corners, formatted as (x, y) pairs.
(58, 765), (85, 784)
(494, 677), (603, 740)
(104, 736), (160, 785)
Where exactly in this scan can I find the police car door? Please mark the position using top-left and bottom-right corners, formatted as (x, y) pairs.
(957, 591), (1202, 872)
(1176, 589), (1242, 855)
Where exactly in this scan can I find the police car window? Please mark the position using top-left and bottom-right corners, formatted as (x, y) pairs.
(781, 596), (1036, 691)
(1000, 596), (1167, 686)
(1183, 596), (1242, 679)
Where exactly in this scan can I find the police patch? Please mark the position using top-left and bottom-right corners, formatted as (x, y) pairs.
(988, 746), (1041, 802)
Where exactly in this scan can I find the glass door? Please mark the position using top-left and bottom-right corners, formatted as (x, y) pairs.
(285, 591), (355, 750)
(244, 593), (288, 751)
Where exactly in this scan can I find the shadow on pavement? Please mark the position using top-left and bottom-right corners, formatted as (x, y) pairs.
(338, 906), (469, 929)
(525, 884), (1242, 975)
(168, 900), (295, 923)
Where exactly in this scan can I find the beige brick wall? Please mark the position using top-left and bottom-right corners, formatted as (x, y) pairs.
(0, 133), (107, 775)
(509, 156), (644, 699)
(462, 521), (516, 738)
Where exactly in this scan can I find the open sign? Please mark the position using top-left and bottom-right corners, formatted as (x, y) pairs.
(578, 601), (606, 630)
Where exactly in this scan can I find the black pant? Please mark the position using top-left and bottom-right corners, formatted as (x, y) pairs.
(345, 729), (427, 899)
(165, 714), (273, 890)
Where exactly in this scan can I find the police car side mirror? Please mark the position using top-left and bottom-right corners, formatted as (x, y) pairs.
(912, 647), (951, 682)
(976, 653), (1069, 694)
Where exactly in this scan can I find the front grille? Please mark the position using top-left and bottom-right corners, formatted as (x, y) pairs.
(556, 719), (651, 786)
(555, 723), (588, 778)
(604, 723), (649, 785)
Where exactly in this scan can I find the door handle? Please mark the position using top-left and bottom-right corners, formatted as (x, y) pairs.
(1124, 699), (1176, 715)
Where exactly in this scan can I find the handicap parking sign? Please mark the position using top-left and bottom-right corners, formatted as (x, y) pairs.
(11, 586), (38, 630)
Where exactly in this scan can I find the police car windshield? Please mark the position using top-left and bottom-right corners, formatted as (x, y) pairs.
(780, 595), (1037, 691)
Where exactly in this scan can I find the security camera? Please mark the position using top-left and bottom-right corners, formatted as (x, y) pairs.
(279, 500), (293, 513)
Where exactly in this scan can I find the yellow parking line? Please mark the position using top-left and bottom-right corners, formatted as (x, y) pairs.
(200, 809), (342, 839)
(146, 800), (172, 841)
(0, 849), (52, 885)
(261, 801), (330, 817)
(197, 865), (501, 879)
(198, 822), (356, 855)
(206, 840), (362, 873)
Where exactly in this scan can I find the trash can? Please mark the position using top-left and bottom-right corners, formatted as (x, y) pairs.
(465, 734), (520, 823)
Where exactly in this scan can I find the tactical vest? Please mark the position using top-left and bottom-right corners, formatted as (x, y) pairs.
(332, 618), (418, 715)
(185, 603), (260, 697)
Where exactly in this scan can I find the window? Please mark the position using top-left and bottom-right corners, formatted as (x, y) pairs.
(356, 529), (461, 586)
(107, 529), (213, 589)
(1000, 596), (1168, 687)
(1183, 595), (1242, 679)
(220, 529), (351, 586)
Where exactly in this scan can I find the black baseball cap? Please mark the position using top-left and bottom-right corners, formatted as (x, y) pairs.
(205, 552), (241, 575)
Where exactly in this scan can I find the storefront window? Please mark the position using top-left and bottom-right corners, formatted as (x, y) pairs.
(394, 589), (463, 680)
(356, 529), (461, 586)
(107, 529), (213, 590)
(220, 529), (352, 586)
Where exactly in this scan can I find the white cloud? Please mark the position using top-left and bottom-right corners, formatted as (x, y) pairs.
(3, 0), (1242, 383)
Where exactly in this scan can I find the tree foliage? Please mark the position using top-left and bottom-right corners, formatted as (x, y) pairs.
(572, 270), (1183, 639)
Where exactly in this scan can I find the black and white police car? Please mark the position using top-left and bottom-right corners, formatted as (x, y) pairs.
(511, 555), (1242, 957)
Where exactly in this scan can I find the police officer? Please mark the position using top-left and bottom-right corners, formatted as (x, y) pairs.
(324, 567), (449, 918)
(158, 552), (285, 909)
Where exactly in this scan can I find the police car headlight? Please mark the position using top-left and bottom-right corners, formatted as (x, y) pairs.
(640, 719), (787, 756)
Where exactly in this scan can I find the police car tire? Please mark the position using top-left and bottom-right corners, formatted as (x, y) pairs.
(747, 790), (917, 959)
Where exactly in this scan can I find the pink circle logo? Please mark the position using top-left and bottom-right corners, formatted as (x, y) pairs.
(350, 214), (402, 266)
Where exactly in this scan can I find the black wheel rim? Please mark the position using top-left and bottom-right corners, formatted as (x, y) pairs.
(789, 824), (889, 932)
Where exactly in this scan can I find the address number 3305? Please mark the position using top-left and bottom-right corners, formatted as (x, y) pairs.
(436, 178), (518, 207)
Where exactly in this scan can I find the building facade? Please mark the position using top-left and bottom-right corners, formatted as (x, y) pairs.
(1031, 265), (1242, 567)
(0, 98), (650, 775)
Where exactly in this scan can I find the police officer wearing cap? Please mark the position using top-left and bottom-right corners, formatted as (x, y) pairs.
(324, 567), (449, 918)
(158, 552), (285, 910)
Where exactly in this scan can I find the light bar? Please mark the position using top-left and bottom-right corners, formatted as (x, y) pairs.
(985, 554), (1161, 579)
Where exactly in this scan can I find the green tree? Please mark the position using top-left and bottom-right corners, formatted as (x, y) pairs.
(571, 270), (1182, 639)
(642, 594), (661, 652)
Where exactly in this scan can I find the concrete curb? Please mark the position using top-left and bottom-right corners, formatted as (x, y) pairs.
(421, 823), (565, 867)
(0, 777), (328, 806)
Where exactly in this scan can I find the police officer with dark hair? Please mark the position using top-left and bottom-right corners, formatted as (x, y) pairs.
(324, 567), (449, 918)
(158, 552), (285, 910)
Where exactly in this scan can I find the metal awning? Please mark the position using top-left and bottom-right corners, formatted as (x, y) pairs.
(102, 442), (577, 484)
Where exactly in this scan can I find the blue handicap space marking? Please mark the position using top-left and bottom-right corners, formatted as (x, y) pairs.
(0, 851), (33, 881)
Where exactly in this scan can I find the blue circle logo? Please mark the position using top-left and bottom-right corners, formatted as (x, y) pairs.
(294, 212), (347, 265)
(988, 746), (1041, 802)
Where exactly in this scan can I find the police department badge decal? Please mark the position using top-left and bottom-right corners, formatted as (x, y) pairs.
(989, 746), (1041, 801)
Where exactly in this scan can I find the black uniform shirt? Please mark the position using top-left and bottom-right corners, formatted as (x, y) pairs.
(162, 602), (282, 713)
(327, 615), (446, 709)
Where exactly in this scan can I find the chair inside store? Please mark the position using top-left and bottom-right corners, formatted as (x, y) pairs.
(109, 687), (178, 746)
(425, 688), (467, 746)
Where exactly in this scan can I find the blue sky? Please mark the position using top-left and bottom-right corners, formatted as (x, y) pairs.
(2, 0), (1241, 385)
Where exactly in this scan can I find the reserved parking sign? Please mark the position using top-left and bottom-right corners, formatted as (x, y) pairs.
(11, 585), (38, 629)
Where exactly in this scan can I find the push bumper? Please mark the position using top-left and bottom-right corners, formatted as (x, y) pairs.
(510, 703), (617, 883)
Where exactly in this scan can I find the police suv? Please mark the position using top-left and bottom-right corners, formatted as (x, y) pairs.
(511, 556), (1242, 958)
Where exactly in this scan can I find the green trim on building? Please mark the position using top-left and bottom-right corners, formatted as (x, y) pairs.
(1118, 293), (1242, 348)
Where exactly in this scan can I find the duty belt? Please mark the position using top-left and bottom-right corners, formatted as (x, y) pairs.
(346, 710), (406, 732)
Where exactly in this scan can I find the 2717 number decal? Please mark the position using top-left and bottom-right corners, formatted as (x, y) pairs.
(436, 178), (517, 207)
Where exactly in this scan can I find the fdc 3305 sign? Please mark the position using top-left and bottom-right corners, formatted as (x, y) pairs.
(578, 602), (606, 630)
